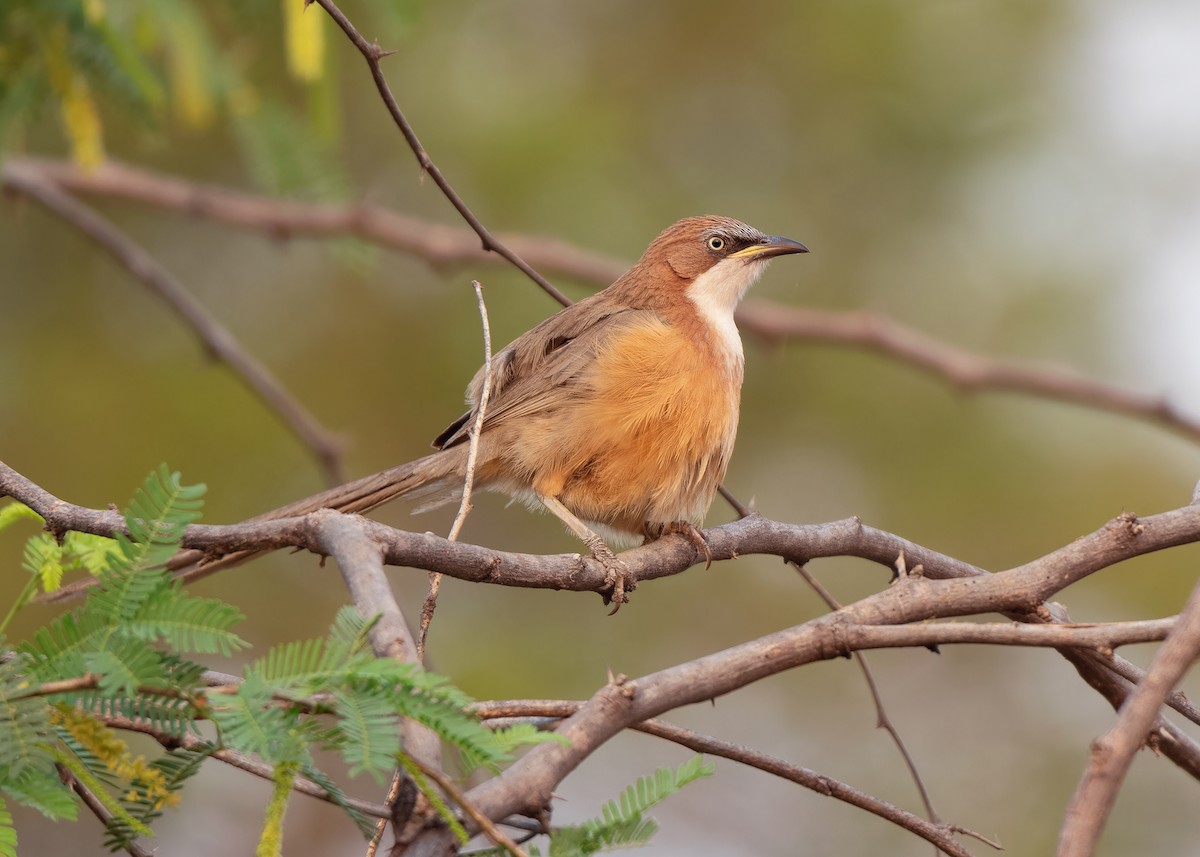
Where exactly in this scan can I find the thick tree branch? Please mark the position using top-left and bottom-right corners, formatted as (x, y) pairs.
(8, 461), (1200, 853)
(737, 300), (1200, 446)
(310, 510), (442, 841)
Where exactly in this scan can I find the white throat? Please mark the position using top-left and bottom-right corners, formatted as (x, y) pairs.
(685, 258), (768, 371)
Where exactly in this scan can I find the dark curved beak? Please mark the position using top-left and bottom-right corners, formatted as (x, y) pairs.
(730, 235), (810, 260)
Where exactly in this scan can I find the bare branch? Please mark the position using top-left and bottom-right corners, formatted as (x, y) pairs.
(472, 700), (984, 857)
(97, 713), (389, 818)
(1058, 575), (1200, 856)
(737, 300), (1200, 447)
(4, 157), (625, 287)
(1, 161), (346, 485)
(406, 755), (528, 857)
(791, 561), (943, 836)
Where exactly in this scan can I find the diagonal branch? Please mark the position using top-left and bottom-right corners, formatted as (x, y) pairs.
(1, 161), (347, 485)
(4, 157), (626, 287)
(1058, 574), (1200, 857)
(472, 701), (985, 857)
(307, 0), (571, 308)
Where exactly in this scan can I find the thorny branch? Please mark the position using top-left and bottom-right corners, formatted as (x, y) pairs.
(6, 460), (1200, 854)
(4, 0), (1200, 850)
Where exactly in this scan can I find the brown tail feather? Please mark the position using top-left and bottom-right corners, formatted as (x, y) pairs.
(251, 448), (467, 521)
(38, 448), (469, 604)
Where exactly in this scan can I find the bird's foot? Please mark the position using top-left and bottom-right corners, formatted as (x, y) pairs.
(647, 521), (713, 570)
(585, 534), (633, 614)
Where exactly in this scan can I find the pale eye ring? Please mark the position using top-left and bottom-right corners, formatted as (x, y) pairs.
(707, 236), (725, 251)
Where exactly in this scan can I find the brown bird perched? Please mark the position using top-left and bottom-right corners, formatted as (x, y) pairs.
(266, 215), (809, 609)
(122, 215), (799, 616)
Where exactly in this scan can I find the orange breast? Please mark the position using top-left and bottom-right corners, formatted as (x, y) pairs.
(516, 315), (742, 536)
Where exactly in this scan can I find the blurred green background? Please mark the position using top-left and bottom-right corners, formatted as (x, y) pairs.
(4, 0), (1200, 854)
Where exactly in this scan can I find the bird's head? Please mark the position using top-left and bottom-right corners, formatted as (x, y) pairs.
(625, 215), (808, 321)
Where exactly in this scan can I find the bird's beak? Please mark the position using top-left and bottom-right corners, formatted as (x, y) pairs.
(730, 235), (810, 261)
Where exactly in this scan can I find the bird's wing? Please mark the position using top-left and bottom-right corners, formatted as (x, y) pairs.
(432, 295), (649, 450)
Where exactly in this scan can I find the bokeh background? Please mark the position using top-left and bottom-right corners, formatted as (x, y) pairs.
(5, 1), (1200, 854)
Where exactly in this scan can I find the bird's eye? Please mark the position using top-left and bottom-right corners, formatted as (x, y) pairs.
(707, 236), (725, 252)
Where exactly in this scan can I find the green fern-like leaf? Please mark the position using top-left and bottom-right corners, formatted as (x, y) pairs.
(2, 766), (76, 821)
(0, 502), (42, 533)
(75, 690), (201, 737)
(0, 655), (56, 779)
(329, 687), (400, 782)
(61, 531), (120, 578)
(102, 746), (211, 852)
(131, 586), (245, 656)
(210, 674), (308, 766)
(22, 535), (64, 593)
(0, 796), (16, 857)
(51, 745), (150, 837)
(85, 637), (169, 697)
(603, 754), (714, 825)
(475, 756), (716, 857)
(300, 764), (376, 840)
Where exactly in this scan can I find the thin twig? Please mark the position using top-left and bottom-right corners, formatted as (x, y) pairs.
(470, 701), (986, 857)
(365, 771), (405, 857)
(1, 160), (346, 484)
(419, 280), (494, 662)
(1058, 574), (1200, 857)
(58, 763), (156, 857)
(92, 713), (391, 818)
(407, 754), (529, 857)
(308, 0), (570, 309)
(792, 562), (942, 846)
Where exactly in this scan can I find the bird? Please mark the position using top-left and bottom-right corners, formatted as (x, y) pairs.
(40, 216), (808, 610)
(258, 215), (809, 610)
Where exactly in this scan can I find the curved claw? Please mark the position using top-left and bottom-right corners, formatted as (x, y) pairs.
(654, 521), (713, 570)
(584, 534), (634, 614)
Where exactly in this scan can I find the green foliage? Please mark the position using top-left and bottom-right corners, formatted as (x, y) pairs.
(473, 756), (716, 857)
(0, 797), (15, 857)
(0, 466), (619, 856)
(0, 0), (361, 261)
(0, 502), (41, 533)
(103, 746), (211, 852)
(1, 466), (228, 846)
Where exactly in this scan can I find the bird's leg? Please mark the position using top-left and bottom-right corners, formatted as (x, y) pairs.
(538, 495), (633, 613)
(644, 521), (712, 570)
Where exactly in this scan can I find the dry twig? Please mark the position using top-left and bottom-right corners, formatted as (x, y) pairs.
(1, 160), (346, 484)
(1058, 575), (1200, 856)
(419, 280), (494, 661)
